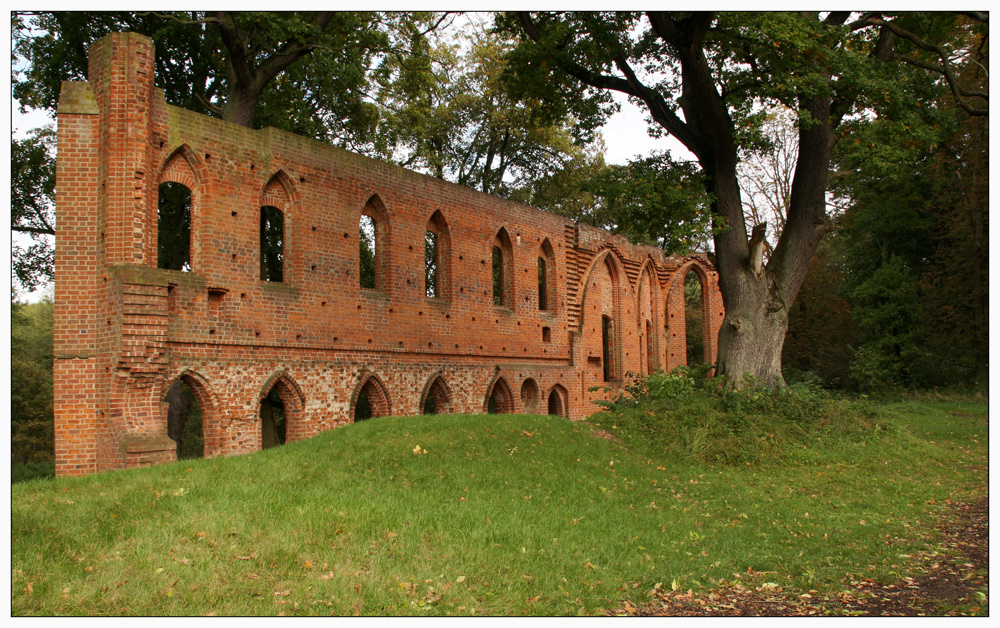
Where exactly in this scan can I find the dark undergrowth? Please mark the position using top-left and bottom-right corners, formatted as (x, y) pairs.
(589, 366), (897, 466)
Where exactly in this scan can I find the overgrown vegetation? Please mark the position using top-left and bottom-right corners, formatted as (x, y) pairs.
(11, 396), (987, 616)
(590, 368), (892, 466)
(11, 297), (54, 476)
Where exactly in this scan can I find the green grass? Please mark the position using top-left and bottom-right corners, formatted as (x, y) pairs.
(11, 400), (987, 616)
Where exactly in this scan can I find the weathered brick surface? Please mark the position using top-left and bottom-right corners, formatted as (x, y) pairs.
(54, 32), (724, 477)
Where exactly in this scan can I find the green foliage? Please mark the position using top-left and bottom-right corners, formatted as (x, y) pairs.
(259, 206), (284, 282)
(684, 272), (704, 364)
(593, 369), (891, 465)
(11, 461), (55, 484)
(359, 215), (376, 289)
(782, 244), (854, 389)
(379, 24), (597, 196)
(581, 154), (712, 253)
(11, 298), (55, 466)
(157, 182), (192, 272)
(11, 127), (56, 292)
(12, 12), (407, 149)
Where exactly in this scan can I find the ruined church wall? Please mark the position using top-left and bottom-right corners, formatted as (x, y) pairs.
(53, 32), (723, 476)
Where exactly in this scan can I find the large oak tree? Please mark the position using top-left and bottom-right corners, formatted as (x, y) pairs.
(500, 11), (987, 386)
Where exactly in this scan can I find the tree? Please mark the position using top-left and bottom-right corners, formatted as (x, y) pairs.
(11, 127), (56, 292)
(11, 296), (55, 465)
(738, 107), (798, 255)
(500, 11), (987, 387)
(378, 23), (596, 196)
(12, 11), (441, 141)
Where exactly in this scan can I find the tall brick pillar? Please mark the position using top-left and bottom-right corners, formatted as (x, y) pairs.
(87, 31), (158, 267)
(53, 81), (102, 476)
(55, 33), (172, 476)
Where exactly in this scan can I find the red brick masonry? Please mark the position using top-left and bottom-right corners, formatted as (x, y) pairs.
(53, 32), (724, 476)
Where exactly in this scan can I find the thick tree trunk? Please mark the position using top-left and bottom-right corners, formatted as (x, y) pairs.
(715, 270), (790, 387)
(221, 87), (258, 128)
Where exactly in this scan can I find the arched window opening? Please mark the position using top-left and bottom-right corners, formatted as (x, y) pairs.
(547, 386), (567, 418)
(685, 270), (705, 366)
(492, 246), (504, 306)
(602, 315), (615, 382)
(425, 230), (438, 297)
(354, 377), (391, 422)
(538, 257), (548, 310)
(424, 211), (451, 299)
(520, 378), (540, 413)
(539, 239), (555, 312)
(645, 320), (654, 373)
(166, 379), (203, 459)
(492, 228), (513, 308)
(359, 213), (377, 290)
(486, 377), (514, 414)
(355, 386), (373, 421)
(260, 388), (286, 449)
(158, 182), (191, 271)
(260, 206), (284, 282)
(422, 376), (452, 415)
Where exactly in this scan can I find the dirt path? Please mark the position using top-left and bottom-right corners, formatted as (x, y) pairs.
(614, 497), (988, 617)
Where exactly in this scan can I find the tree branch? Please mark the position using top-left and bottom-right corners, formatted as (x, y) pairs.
(516, 12), (706, 157)
(869, 16), (988, 116)
(136, 11), (218, 26)
(13, 225), (56, 236)
(195, 92), (224, 116)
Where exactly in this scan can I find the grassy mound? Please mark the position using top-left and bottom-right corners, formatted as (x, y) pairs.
(11, 398), (987, 616)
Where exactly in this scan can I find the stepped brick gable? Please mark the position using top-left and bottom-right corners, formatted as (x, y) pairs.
(53, 32), (724, 477)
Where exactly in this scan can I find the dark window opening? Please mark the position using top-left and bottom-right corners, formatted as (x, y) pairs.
(685, 270), (705, 366)
(354, 378), (390, 422)
(542, 326), (552, 343)
(425, 230), (438, 298)
(547, 389), (565, 417)
(492, 245), (504, 306)
(602, 315), (614, 382)
(355, 386), (373, 421)
(538, 257), (548, 310)
(259, 206), (284, 282)
(487, 379), (513, 414)
(359, 214), (377, 290)
(645, 320), (654, 373)
(158, 182), (191, 271)
(422, 393), (437, 415)
(166, 379), (203, 459)
(422, 377), (451, 415)
(260, 388), (286, 449)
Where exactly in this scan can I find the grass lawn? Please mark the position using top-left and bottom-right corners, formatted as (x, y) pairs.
(10, 399), (987, 616)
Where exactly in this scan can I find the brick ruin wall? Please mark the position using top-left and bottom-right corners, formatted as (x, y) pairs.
(53, 32), (725, 477)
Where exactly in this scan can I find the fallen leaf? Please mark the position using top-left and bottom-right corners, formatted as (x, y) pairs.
(273, 590), (291, 597)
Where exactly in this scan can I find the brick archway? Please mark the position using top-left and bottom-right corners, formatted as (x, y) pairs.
(258, 370), (306, 448)
(419, 373), (453, 415)
(351, 373), (392, 422)
(484, 374), (515, 414)
(546, 384), (568, 418)
(162, 369), (220, 458)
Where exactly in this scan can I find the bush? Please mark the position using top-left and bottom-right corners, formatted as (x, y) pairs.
(12, 460), (55, 484)
(590, 370), (892, 465)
